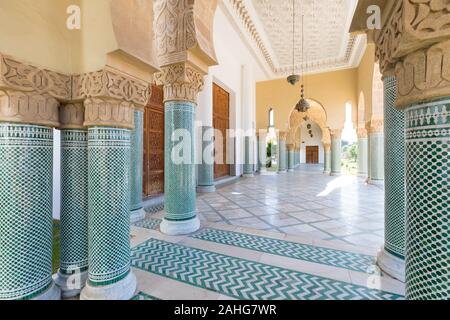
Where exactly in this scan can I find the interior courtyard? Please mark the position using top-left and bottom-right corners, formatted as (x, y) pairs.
(0, 0), (448, 301)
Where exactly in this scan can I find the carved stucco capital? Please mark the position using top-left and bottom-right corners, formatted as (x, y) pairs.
(374, 1), (450, 107)
(83, 97), (134, 129)
(286, 143), (294, 151)
(323, 143), (331, 152)
(0, 90), (60, 127)
(369, 119), (384, 134)
(278, 131), (288, 142)
(154, 63), (204, 103)
(330, 129), (342, 140)
(59, 103), (85, 130)
(357, 128), (368, 139)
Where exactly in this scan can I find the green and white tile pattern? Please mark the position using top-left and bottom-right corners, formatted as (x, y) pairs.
(383, 77), (406, 259)
(192, 228), (375, 273)
(133, 218), (162, 230)
(164, 101), (197, 222)
(0, 124), (54, 300)
(130, 110), (144, 213)
(87, 127), (132, 286)
(60, 130), (89, 275)
(405, 99), (449, 300)
(131, 238), (403, 300)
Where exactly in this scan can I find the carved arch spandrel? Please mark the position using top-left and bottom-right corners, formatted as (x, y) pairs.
(287, 100), (331, 146)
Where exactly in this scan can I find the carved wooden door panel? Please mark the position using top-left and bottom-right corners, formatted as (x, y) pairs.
(213, 83), (230, 180)
(143, 84), (165, 198)
(306, 146), (319, 164)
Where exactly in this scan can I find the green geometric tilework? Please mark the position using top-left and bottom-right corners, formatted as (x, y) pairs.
(192, 228), (376, 274)
(60, 130), (89, 275)
(87, 127), (132, 286)
(130, 110), (144, 212)
(131, 239), (403, 300)
(133, 218), (162, 230)
(288, 150), (294, 170)
(198, 126), (214, 188)
(244, 136), (253, 175)
(383, 76), (406, 259)
(405, 100), (449, 300)
(0, 124), (53, 300)
(164, 102), (197, 222)
(131, 291), (160, 300)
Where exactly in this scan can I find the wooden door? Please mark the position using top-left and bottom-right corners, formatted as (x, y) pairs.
(143, 84), (165, 198)
(213, 83), (230, 179)
(306, 146), (319, 164)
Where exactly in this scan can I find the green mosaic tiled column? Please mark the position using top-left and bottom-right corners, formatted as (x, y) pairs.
(55, 129), (89, 298)
(258, 132), (267, 173)
(368, 123), (384, 185)
(404, 98), (449, 300)
(330, 130), (342, 176)
(160, 101), (200, 235)
(357, 130), (368, 178)
(324, 144), (331, 174)
(243, 136), (254, 177)
(376, 76), (406, 282)
(278, 133), (287, 173)
(81, 127), (136, 300)
(197, 126), (215, 193)
(130, 110), (145, 223)
(0, 124), (60, 300)
(287, 145), (294, 172)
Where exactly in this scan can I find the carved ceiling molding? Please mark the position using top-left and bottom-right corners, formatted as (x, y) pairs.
(374, 0), (450, 108)
(154, 62), (205, 103)
(225, 0), (366, 78)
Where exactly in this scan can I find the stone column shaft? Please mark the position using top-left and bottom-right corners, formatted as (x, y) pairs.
(278, 132), (287, 173)
(130, 109), (145, 222)
(0, 88), (61, 300)
(377, 76), (406, 282)
(324, 144), (331, 174)
(258, 132), (267, 173)
(330, 130), (342, 176)
(243, 136), (255, 177)
(368, 120), (384, 185)
(357, 129), (369, 178)
(287, 144), (294, 172)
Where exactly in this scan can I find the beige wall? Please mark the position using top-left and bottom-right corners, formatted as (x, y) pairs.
(356, 43), (376, 126)
(256, 68), (358, 131)
(0, 0), (156, 80)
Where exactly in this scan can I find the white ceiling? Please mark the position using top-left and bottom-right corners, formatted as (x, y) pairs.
(222, 0), (367, 79)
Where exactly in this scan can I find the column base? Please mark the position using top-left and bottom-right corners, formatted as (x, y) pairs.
(357, 173), (368, 179)
(130, 208), (146, 223)
(197, 185), (216, 193)
(54, 270), (88, 299)
(259, 168), (267, 173)
(278, 170), (287, 174)
(288, 169), (294, 172)
(330, 172), (342, 176)
(377, 249), (405, 282)
(243, 173), (255, 178)
(323, 170), (331, 175)
(80, 272), (137, 300)
(160, 216), (200, 236)
(368, 179), (385, 187)
(33, 282), (61, 300)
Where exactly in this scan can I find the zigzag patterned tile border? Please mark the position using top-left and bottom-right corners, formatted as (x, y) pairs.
(131, 291), (160, 300)
(131, 239), (403, 300)
(192, 228), (376, 274)
(133, 218), (162, 230)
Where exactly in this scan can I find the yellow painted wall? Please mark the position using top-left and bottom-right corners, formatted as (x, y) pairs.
(356, 43), (376, 126)
(0, 0), (80, 73)
(256, 68), (358, 131)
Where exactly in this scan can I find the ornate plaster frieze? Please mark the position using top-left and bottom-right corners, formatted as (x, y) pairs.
(153, 0), (217, 68)
(374, 1), (450, 107)
(72, 68), (150, 109)
(330, 129), (343, 139)
(154, 63), (204, 103)
(59, 103), (85, 130)
(0, 54), (72, 101)
(0, 90), (59, 127)
(83, 97), (134, 129)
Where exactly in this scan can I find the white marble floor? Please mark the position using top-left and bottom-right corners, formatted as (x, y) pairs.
(196, 165), (385, 249)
